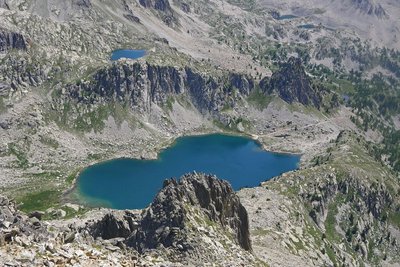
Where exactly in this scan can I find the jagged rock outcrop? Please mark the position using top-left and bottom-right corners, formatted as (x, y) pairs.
(0, 175), (254, 266)
(261, 57), (322, 108)
(130, 173), (252, 252)
(180, 2), (190, 13)
(0, 29), (28, 53)
(0, 196), (47, 247)
(139, 0), (177, 26)
(350, 0), (387, 18)
(139, 0), (171, 12)
(60, 62), (254, 115)
(73, 0), (92, 8)
(90, 211), (140, 240)
(88, 173), (252, 256)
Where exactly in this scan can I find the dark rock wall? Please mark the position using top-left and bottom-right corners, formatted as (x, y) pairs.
(89, 173), (252, 253)
(261, 57), (322, 108)
(0, 29), (28, 53)
(63, 62), (254, 114)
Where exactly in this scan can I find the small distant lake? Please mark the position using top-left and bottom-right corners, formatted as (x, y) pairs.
(277, 14), (298, 20)
(298, 24), (315, 29)
(110, 49), (146, 61)
(76, 134), (300, 210)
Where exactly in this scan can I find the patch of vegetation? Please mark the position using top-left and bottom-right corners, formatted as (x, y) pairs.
(324, 243), (338, 266)
(0, 96), (6, 114)
(251, 227), (270, 236)
(389, 211), (400, 229)
(39, 136), (59, 149)
(8, 143), (29, 169)
(66, 169), (81, 185)
(325, 195), (344, 242)
(63, 206), (88, 219)
(247, 89), (272, 110)
(17, 190), (61, 212)
(165, 96), (175, 112)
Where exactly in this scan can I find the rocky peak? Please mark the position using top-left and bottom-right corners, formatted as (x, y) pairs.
(139, 0), (177, 26)
(73, 0), (92, 9)
(262, 57), (321, 108)
(350, 0), (387, 18)
(130, 173), (252, 252)
(87, 173), (252, 256)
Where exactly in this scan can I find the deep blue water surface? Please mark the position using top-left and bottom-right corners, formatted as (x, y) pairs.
(111, 49), (146, 61)
(77, 134), (300, 209)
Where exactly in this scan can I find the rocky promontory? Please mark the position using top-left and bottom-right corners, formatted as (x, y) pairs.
(0, 173), (257, 266)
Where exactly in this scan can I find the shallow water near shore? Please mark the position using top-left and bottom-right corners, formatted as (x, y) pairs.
(76, 134), (300, 209)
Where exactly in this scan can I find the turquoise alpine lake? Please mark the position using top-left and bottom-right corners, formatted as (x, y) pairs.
(111, 49), (146, 61)
(76, 134), (300, 209)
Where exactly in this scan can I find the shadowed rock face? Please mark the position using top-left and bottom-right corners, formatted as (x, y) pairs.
(139, 0), (171, 12)
(0, 29), (28, 53)
(350, 0), (387, 18)
(262, 57), (322, 108)
(138, 0), (177, 26)
(61, 62), (254, 114)
(73, 0), (92, 8)
(89, 173), (252, 254)
(132, 173), (252, 252)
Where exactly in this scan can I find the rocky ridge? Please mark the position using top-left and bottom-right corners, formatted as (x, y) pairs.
(1, 173), (257, 266)
(261, 57), (322, 108)
(239, 131), (400, 266)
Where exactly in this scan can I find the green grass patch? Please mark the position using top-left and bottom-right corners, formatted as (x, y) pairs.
(8, 143), (29, 169)
(18, 190), (61, 212)
(247, 89), (272, 110)
(389, 212), (400, 229)
(252, 227), (270, 236)
(0, 97), (6, 114)
(39, 136), (59, 149)
(66, 169), (81, 185)
(165, 96), (175, 112)
(325, 195), (343, 241)
(324, 243), (338, 266)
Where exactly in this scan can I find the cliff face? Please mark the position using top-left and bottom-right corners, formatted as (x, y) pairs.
(350, 0), (387, 18)
(262, 57), (322, 108)
(139, 0), (177, 26)
(61, 62), (254, 115)
(0, 29), (28, 53)
(73, 0), (92, 8)
(131, 173), (252, 252)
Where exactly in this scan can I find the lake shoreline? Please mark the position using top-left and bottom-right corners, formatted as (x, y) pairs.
(71, 131), (300, 210)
